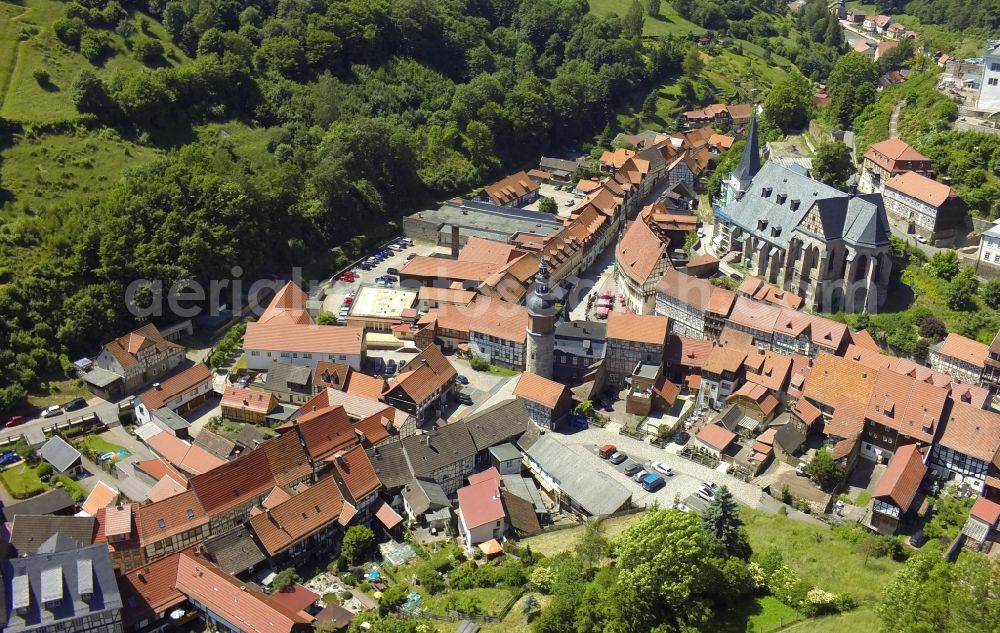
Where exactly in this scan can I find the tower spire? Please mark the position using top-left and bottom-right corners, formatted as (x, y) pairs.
(731, 113), (760, 190)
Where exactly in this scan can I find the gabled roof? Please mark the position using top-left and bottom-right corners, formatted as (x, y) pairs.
(137, 362), (213, 411)
(865, 370), (948, 443)
(937, 400), (1000, 465)
(384, 344), (456, 405)
(368, 439), (414, 489)
(248, 477), (345, 556)
(146, 475), (189, 502)
(872, 443), (925, 511)
(464, 399), (531, 452)
(258, 281), (313, 326)
(119, 551), (186, 628)
(38, 435), (81, 474)
(134, 458), (187, 486)
(936, 333), (989, 367)
(513, 372), (567, 410)
(329, 444), (382, 503)
(9, 515), (95, 555)
(696, 423), (738, 451)
(743, 348), (792, 392)
(885, 171), (960, 208)
(203, 525), (267, 576)
(802, 352), (876, 409)
(101, 323), (181, 369)
(221, 385), (277, 414)
(81, 481), (119, 516)
(824, 397), (866, 439)
(137, 489), (208, 546)
(864, 139), (930, 170)
(244, 321), (364, 356)
(615, 213), (668, 285)
(311, 361), (352, 390)
(458, 479), (505, 529)
(188, 446), (276, 515)
(458, 236), (524, 266)
(289, 405), (355, 460)
(606, 312), (669, 346)
(656, 268), (716, 312)
(703, 345), (748, 376)
(483, 171), (540, 205)
(146, 431), (226, 475)
(260, 428), (313, 487)
(402, 422), (477, 476)
(970, 496), (1000, 526)
(174, 553), (313, 632)
(728, 297), (781, 334)
(5, 488), (75, 518)
(402, 477), (450, 516)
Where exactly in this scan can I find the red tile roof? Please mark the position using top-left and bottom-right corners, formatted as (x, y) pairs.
(81, 481), (119, 516)
(703, 345), (747, 375)
(374, 501), (403, 530)
(248, 477), (345, 556)
(119, 551), (186, 628)
(146, 475), (188, 502)
(457, 479), (505, 529)
(663, 335), (714, 369)
(937, 400), (1000, 465)
(93, 503), (141, 552)
(189, 447), (276, 515)
(970, 496), (1000, 526)
(258, 282), (313, 326)
(138, 362), (213, 411)
(344, 372), (386, 400)
(864, 139), (930, 173)
(329, 444), (382, 503)
(792, 397), (823, 426)
(606, 312), (669, 346)
(937, 333), (989, 367)
(872, 444), (925, 511)
(727, 297), (781, 334)
(261, 430), (313, 487)
(174, 553), (313, 632)
(696, 423), (737, 451)
(851, 329), (880, 352)
(102, 323), (182, 369)
(865, 370), (948, 443)
(383, 344), (456, 405)
(513, 372), (567, 410)
(483, 171), (540, 205)
(270, 583), (320, 615)
(221, 385), (277, 414)
(137, 489), (208, 546)
(468, 467), (501, 486)
(824, 397), (867, 439)
(290, 405), (355, 460)
(135, 458), (188, 486)
(146, 432), (226, 475)
(885, 171), (961, 208)
(616, 213), (668, 285)
(243, 322), (364, 357)
(656, 268), (716, 312)
(458, 236), (523, 266)
(802, 353), (876, 409)
(312, 362), (352, 390)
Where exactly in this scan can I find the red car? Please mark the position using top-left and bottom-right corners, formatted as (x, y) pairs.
(4, 415), (25, 428)
(342, 296), (353, 305)
(339, 272), (356, 282)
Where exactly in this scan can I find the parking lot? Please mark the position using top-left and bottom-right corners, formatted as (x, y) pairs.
(551, 425), (783, 513)
(319, 239), (450, 316)
(525, 182), (584, 218)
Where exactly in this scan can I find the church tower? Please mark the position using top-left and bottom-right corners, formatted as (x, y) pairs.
(722, 113), (761, 206)
(525, 260), (557, 379)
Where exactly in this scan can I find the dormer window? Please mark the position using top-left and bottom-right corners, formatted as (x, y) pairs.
(790, 199), (800, 211)
(776, 193), (787, 204)
(770, 226), (781, 237)
(757, 219), (768, 231)
(761, 187), (772, 197)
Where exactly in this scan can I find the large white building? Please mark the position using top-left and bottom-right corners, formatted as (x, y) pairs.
(243, 282), (365, 371)
(977, 41), (1000, 112)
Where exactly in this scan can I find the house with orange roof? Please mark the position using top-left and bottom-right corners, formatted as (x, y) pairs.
(695, 423), (738, 459)
(221, 385), (279, 424)
(482, 171), (540, 207)
(801, 352), (878, 423)
(737, 276), (804, 310)
(137, 489), (210, 560)
(771, 308), (850, 358)
(870, 443), (925, 534)
(467, 299), (530, 371)
(726, 297), (781, 349)
(248, 476), (346, 561)
(860, 138), (933, 194)
(614, 204), (673, 314)
(328, 444), (382, 515)
(701, 343), (749, 409)
(655, 268), (736, 340)
(860, 369), (949, 462)
(599, 147), (636, 172)
(725, 381), (780, 425)
(883, 171), (967, 244)
(93, 502), (146, 572)
(513, 372), (572, 430)
(135, 362), (214, 425)
(929, 333), (989, 386)
(962, 496), (1000, 551)
(244, 282), (365, 372)
(605, 312), (670, 388)
(94, 323), (186, 396)
(931, 400), (1000, 492)
(381, 344), (456, 423)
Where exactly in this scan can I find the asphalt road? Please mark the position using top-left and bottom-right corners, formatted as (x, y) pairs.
(1, 397), (120, 443)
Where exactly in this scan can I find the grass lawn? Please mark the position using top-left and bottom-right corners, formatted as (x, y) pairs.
(0, 462), (45, 499)
(76, 435), (127, 457)
(712, 595), (802, 633)
(25, 377), (91, 409)
(519, 512), (647, 557)
(585, 0), (705, 36)
(435, 594), (551, 633)
(423, 587), (517, 616)
(1, 129), (161, 212)
(785, 605), (882, 633)
(742, 509), (902, 606)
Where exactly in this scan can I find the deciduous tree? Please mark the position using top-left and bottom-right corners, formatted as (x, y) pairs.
(811, 141), (855, 189)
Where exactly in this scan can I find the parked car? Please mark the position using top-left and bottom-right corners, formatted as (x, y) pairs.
(342, 296), (353, 305)
(915, 234), (927, 244)
(339, 272), (356, 282)
(697, 227), (706, 238)
(456, 375), (469, 385)
(41, 405), (62, 418)
(389, 243), (403, 251)
(795, 462), (808, 476)
(567, 415), (588, 430)
(651, 461), (674, 477)
(729, 272), (741, 280)
(609, 451), (627, 465)
(0, 451), (20, 467)
(387, 267), (400, 276)
(702, 481), (718, 492)
(632, 469), (649, 482)
(696, 486), (716, 501)
(623, 463), (643, 477)
(63, 397), (86, 411)
(371, 358), (385, 374)
(641, 473), (665, 492)
(564, 199), (574, 207)
(456, 392), (474, 405)
(599, 444), (617, 459)
(386, 359), (397, 375)
(4, 415), (25, 428)
(406, 252), (417, 260)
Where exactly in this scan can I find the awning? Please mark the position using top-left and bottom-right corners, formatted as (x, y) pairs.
(478, 539), (503, 556)
(737, 415), (760, 431)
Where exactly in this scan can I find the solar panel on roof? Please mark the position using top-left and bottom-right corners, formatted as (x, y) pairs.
(41, 566), (64, 605)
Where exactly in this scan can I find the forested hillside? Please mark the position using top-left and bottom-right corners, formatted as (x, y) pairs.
(0, 0), (687, 412)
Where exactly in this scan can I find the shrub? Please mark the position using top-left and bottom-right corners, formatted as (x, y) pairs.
(271, 568), (301, 593)
(469, 355), (490, 371)
(529, 566), (556, 593)
(36, 462), (53, 477)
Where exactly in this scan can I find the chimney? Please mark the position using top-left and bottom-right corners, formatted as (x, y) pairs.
(451, 225), (460, 258)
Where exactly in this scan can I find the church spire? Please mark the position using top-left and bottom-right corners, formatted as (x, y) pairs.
(731, 112), (760, 189)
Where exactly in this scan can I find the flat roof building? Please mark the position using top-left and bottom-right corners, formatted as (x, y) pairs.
(403, 200), (564, 247)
